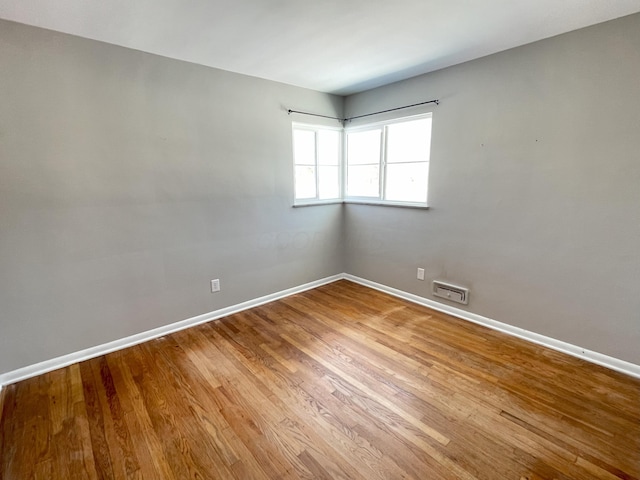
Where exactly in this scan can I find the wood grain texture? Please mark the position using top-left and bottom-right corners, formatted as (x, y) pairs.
(1, 280), (639, 479)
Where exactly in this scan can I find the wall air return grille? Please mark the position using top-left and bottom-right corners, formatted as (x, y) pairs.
(432, 281), (469, 305)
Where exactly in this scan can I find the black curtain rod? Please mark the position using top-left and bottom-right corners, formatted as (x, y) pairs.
(287, 99), (439, 124)
(286, 110), (343, 121)
(345, 99), (439, 122)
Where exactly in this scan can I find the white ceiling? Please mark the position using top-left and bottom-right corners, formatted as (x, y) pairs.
(1, 0), (639, 95)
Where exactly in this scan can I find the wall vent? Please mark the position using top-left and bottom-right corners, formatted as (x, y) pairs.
(432, 280), (469, 305)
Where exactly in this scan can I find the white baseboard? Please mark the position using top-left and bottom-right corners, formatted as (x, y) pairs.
(344, 274), (640, 380)
(2, 272), (638, 387)
(0, 274), (343, 387)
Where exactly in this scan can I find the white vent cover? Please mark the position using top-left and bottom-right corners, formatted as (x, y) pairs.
(432, 280), (469, 305)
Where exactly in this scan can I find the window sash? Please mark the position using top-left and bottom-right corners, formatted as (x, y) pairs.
(345, 114), (431, 205)
(293, 124), (342, 204)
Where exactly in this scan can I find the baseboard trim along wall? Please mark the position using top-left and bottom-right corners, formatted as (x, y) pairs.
(0, 274), (343, 388)
(343, 274), (640, 380)
(1, 273), (638, 388)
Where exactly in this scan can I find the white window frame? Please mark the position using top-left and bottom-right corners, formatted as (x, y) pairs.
(291, 113), (432, 208)
(292, 123), (343, 206)
(344, 113), (432, 208)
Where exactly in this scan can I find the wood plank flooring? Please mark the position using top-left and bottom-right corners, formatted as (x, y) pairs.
(1, 280), (639, 479)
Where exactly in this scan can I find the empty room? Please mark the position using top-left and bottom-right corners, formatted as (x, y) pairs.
(1, 0), (639, 478)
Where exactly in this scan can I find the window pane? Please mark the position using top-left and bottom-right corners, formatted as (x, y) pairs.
(293, 129), (316, 165)
(386, 118), (432, 164)
(318, 166), (339, 199)
(347, 165), (379, 197)
(347, 129), (381, 165)
(295, 165), (316, 199)
(385, 162), (429, 202)
(318, 130), (340, 166)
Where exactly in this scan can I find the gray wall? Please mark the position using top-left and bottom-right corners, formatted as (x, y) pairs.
(0, 20), (343, 374)
(344, 13), (640, 364)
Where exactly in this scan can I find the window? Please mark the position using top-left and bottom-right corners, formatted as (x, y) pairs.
(292, 114), (432, 207)
(346, 114), (432, 206)
(292, 124), (341, 205)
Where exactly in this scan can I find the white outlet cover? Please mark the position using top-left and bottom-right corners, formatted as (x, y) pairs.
(417, 268), (425, 280)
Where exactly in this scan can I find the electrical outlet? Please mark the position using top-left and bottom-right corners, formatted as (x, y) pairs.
(211, 279), (221, 293)
(417, 268), (425, 281)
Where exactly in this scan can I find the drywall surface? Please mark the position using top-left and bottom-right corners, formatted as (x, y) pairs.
(0, 20), (343, 374)
(344, 13), (640, 364)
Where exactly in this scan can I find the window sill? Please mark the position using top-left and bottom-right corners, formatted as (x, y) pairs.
(345, 199), (430, 209)
(293, 199), (429, 209)
(292, 200), (344, 208)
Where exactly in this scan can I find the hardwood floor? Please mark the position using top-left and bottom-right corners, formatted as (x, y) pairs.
(1, 280), (639, 479)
